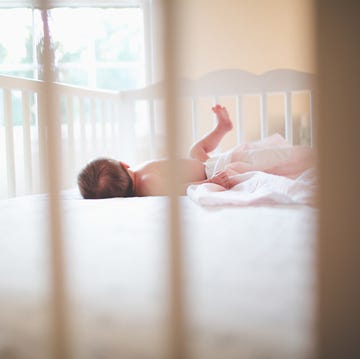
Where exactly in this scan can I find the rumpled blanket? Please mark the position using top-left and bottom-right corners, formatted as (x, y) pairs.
(187, 134), (317, 206)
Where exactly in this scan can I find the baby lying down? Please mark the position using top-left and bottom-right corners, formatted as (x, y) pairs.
(77, 105), (314, 199)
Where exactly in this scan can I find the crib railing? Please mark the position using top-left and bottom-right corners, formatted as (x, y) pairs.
(187, 69), (317, 146)
(0, 74), (126, 198)
(123, 69), (317, 161)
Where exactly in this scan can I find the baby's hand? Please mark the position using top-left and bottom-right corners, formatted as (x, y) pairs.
(208, 170), (236, 189)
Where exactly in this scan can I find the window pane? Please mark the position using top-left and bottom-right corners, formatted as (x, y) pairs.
(0, 9), (33, 66)
(58, 68), (88, 87)
(0, 7), (146, 90)
(50, 7), (145, 90)
(50, 8), (92, 65)
(0, 70), (34, 78)
(96, 67), (145, 90)
(95, 9), (144, 62)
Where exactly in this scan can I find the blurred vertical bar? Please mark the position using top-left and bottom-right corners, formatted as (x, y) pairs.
(162, 0), (186, 359)
(316, 1), (360, 358)
(40, 3), (71, 359)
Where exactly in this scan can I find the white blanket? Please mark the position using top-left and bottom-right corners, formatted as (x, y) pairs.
(188, 134), (317, 206)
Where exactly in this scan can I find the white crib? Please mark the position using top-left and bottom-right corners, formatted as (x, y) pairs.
(0, 1), (358, 358)
(0, 68), (316, 199)
(0, 67), (318, 359)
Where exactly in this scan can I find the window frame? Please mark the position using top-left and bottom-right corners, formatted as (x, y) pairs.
(0, 0), (153, 89)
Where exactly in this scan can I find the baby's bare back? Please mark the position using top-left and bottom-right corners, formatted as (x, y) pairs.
(134, 159), (206, 196)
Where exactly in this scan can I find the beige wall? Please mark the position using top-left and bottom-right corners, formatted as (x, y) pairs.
(148, 0), (316, 159)
(176, 0), (316, 78)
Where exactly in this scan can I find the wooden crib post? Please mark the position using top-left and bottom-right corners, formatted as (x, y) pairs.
(163, 1), (186, 358)
(316, 1), (360, 358)
(39, 5), (71, 359)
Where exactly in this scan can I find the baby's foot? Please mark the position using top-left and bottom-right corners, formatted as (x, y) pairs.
(212, 104), (233, 131)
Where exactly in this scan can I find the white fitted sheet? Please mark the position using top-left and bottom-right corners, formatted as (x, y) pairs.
(0, 193), (317, 359)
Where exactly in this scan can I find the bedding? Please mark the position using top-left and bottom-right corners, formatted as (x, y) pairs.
(0, 193), (316, 359)
(189, 134), (316, 206)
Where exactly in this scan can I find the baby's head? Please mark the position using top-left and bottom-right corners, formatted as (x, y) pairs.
(77, 158), (134, 199)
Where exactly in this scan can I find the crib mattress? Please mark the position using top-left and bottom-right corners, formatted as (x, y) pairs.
(0, 193), (317, 359)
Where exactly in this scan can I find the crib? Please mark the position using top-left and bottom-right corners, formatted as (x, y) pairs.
(1, 1), (359, 358)
(0, 2), (321, 357)
(0, 69), (316, 199)
(0, 66), (318, 359)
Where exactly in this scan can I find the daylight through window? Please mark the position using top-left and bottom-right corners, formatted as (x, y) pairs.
(0, 6), (146, 90)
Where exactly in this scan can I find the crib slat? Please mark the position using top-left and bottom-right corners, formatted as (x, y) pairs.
(236, 95), (243, 144)
(284, 91), (293, 144)
(3, 89), (16, 197)
(41, 8), (70, 359)
(260, 92), (268, 140)
(37, 92), (47, 192)
(22, 91), (33, 194)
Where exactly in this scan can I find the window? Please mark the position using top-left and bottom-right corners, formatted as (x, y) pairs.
(0, 8), (36, 78)
(0, 2), (146, 90)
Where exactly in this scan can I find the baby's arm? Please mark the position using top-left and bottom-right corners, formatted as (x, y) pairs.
(207, 170), (237, 189)
(189, 170), (236, 189)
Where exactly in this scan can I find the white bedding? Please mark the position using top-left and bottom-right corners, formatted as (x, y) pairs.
(189, 134), (316, 207)
(0, 193), (317, 359)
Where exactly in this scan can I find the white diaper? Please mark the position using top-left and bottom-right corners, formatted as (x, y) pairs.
(204, 148), (235, 178)
(205, 156), (219, 178)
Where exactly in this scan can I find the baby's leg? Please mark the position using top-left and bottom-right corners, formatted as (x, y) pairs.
(189, 105), (233, 162)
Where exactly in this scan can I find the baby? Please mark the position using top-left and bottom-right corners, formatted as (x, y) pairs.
(78, 105), (236, 198)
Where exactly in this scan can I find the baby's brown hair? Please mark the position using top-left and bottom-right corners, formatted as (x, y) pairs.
(77, 158), (134, 199)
